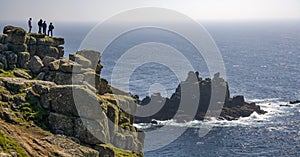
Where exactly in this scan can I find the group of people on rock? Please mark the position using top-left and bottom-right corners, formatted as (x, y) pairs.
(28, 18), (55, 36)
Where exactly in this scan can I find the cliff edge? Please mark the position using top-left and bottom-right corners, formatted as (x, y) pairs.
(0, 26), (144, 157)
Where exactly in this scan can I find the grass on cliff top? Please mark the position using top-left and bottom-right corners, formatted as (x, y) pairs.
(0, 129), (29, 156)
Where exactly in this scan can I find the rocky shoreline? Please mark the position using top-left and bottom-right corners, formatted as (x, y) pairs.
(134, 72), (267, 123)
(0, 25), (268, 156)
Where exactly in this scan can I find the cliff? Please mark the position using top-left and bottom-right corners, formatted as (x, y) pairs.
(0, 26), (144, 156)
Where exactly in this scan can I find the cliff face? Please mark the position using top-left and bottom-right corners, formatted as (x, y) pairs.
(0, 26), (144, 157)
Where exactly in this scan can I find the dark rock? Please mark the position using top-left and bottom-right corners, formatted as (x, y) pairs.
(4, 26), (26, 45)
(290, 100), (300, 104)
(42, 56), (56, 67)
(48, 60), (60, 71)
(48, 112), (74, 136)
(28, 45), (37, 56)
(36, 72), (46, 80)
(7, 43), (27, 53)
(0, 34), (7, 44)
(54, 72), (84, 85)
(4, 51), (17, 65)
(28, 55), (44, 73)
(36, 45), (59, 59)
(17, 51), (30, 68)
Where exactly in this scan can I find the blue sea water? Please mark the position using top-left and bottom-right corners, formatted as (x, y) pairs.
(1, 20), (299, 156)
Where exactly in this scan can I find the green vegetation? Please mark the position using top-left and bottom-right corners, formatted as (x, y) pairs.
(22, 95), (49, 130)
(0, 68), (31, 78)
(0, 69), (15, 77)
(98, 144), (141, 157)
(0, 129), (29, 157)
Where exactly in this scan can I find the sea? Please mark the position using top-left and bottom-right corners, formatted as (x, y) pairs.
(1, 20), (299, 156)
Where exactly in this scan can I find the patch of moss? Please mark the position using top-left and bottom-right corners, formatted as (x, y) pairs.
(0, 69), (15, 77)
(21, 95), (49, 130)
(0, 129), (29, 156)
(98, 144), (141, 157)
(0, 68), (31, 78)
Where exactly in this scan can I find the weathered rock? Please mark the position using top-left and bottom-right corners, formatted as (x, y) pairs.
(7, 43), (27, 53)
(44, 135), (100, 157)
(52, 37), (65, 46)
(83, 71), (100, 87)
(94, 145), (115, 157)
(28, 45), (37, 56)
(0, 43), (8, 52)
(25, 35), (36, 45)
(57, 46), (64, 58)
(54, 72), (84, 85)
(13, 70), (32, 79)
(49, 60), (60, 71)
(27, 33), (45, 39)
(0, 54), (7, 69)
(0, 77), (29, 93)
(229, 95), (245, 107)
(28, 55), (44, 73)
(42, 56), (56, 67)
(74, 118), (110, 144)
(59, 60), (82, 73)
(4, 51), (17, 65)
(48, 112), (74, 136)
(36, 45), (59, 59)
(36, 72), (46, 80)
(50, 85), (106, 120)
(17, 51), (30, 68)
(0, 62), (5, 69)
(0, 34), (7, 44)
(37, 37), (54, 46)
(98, 78), (112, 94)
(69, 54), (91, 68)
(3, 26), (16, 34)
(40, 93), (51, 109)
(4, 26), (26, 45)
(76, 50), (100, 69)
(32, 84), (50, 95)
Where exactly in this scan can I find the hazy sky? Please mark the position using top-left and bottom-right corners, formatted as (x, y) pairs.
(1, 0), (300, 22)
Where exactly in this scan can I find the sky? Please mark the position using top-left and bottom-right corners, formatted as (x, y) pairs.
(1, 0), (300, 22)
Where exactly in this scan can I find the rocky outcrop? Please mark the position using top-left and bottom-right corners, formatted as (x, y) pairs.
(135, 71), (267, 123)
(0, 26), (144, 157)
(0, 26), (64, 71)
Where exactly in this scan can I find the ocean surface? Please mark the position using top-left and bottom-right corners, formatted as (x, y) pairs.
(1, 20), (299, 156)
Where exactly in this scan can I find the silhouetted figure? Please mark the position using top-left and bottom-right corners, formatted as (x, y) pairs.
(28, 18), (32, 33)
(42, 21), (47, 35)
(38, 19), (43, 33)
(48, 22), (54, 37)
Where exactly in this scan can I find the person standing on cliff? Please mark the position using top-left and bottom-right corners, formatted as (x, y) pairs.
(28, 18), (32, 33)
(42, 21), (47, 35)
(38, 19), (43, 33)
(48, 22), (54, 37)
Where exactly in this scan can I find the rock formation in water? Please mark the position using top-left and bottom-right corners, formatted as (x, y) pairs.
(135, 71), (267, 123)
(0, 26), (144, 156)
